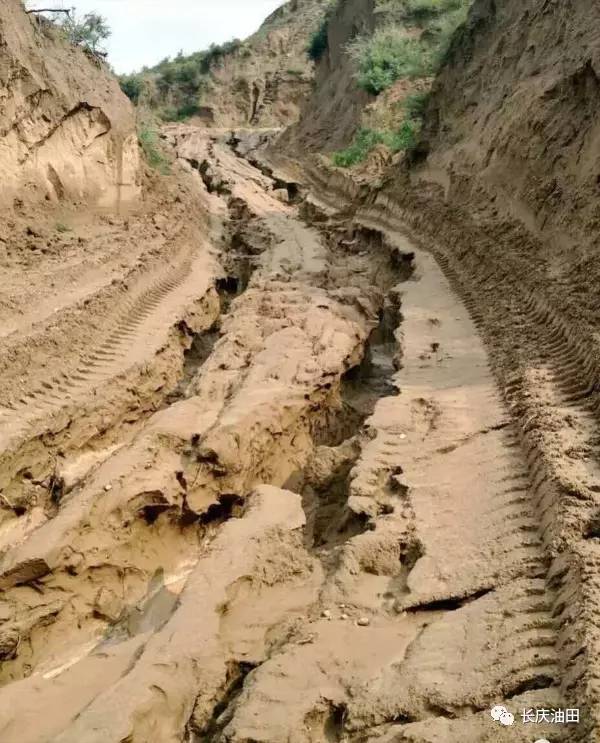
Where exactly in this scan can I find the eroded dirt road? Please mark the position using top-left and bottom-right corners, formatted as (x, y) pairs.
(0, 128), (583, 742)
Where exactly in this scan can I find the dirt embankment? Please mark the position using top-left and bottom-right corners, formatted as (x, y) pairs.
(190, 0), (329, 128)
(279, 0), (375, 154)
(422, 0), (600, 264)
(0, 0), (140, 211)
(391, 0), (600, 334)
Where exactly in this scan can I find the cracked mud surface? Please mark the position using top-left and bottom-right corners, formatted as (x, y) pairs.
(0, 127), (583, 742)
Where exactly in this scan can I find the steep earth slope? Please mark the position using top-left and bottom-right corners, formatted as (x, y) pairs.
(0, 0), (140, 209)
(134, 0), (330, 128)
(421, 0), (600, 266)
(279, 0), (375, 153)
(201, 0), (330, 127)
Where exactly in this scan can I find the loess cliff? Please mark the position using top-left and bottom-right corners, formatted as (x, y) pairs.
(0, 0), (140, 210)
(201, 0), (330, 127)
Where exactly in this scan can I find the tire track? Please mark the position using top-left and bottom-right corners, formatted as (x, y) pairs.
(0, 252), (195, 447)
(350, 191), (597, 739)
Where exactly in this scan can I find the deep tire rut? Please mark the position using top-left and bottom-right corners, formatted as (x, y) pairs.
(3, 254), (193, 429)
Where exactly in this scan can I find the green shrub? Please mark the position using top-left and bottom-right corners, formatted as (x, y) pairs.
(332, 129), (385, 167)
(160, 102), (201, 122)
(402, 90), (430, 118)
(393, 118), (421, 150)
(308, 17), (329, 62)
(174, 102), (202, 119)
(138, 124), (170, 174)
(348, 28), (433, 94)
(201, 39), (242, 73)
(402, 0), (466, 23)
(119, 74), (143, 103)
(348, 0), (470, 95)
(117, 38), (240, 118)
(332, 121), (421, 167)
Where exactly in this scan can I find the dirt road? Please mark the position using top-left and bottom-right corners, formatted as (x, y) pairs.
(0, 128), (583, 742)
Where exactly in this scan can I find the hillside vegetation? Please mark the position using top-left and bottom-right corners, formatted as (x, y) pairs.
(119, 41), (242, 122)
(332, 0), (471, 168)
(120, 0), (330, 128)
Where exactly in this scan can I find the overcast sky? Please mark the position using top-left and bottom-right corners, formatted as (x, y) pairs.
(29, 1), (285, 73)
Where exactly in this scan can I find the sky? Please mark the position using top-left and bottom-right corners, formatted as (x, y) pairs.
(29, 0), (286, 73)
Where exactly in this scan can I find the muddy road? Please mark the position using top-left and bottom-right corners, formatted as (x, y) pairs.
(0, 128), (586, 742)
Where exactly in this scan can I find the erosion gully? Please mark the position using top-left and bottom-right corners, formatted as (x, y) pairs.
(0, 128), (579, 743)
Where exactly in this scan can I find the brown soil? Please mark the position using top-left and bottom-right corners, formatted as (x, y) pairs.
(0, 0), (139, 211)
(2, 0), (600, 740)
(175, 0), (330, 129)
(0, 118), (577, 740)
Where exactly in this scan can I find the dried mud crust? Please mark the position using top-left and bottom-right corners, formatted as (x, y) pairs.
(0, 127), (577, 743)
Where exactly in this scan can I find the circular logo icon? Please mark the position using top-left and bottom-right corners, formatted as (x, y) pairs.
(490, 705), (507, 721)
(499, 711), (515, 726)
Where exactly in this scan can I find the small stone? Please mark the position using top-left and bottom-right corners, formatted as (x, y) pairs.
(322, 609), (332, 620)
(339, 603), (346, 609)
(357, 617), (370, 627)
(0, 627), (20, 660)
(94, 587), (123, 622)
(399, 434), (407, 440)
(104, 484), (112, 492)
(340, 613), (349, 620)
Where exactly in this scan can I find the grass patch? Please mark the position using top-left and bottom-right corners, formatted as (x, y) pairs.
(348, 0), (471, 95)
(138, 124), (170, 174)
(332, 121), (421, 167)
(402, 90), (430, 118)
(402, 0), (467, 23)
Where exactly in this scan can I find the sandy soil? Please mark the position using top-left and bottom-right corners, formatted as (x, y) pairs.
(0, 125), (586, 742)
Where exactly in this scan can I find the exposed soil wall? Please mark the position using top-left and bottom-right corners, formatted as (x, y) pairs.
(279, 0), (375, 153)
(420, 0), (600, 270)
(196, 0), (330, 128)
(0, 0), (140, 210)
